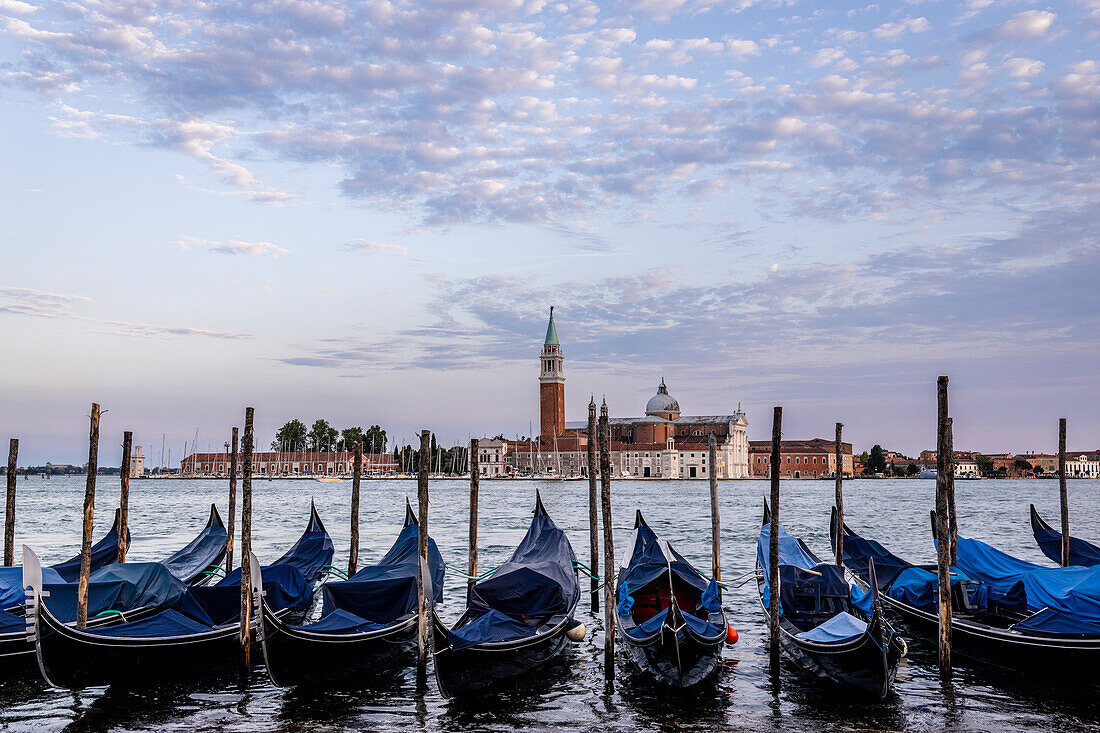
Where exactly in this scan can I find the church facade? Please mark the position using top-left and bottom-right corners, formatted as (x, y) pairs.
(522, 309), (750, 479)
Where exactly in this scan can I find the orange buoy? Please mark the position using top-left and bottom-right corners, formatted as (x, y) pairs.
(726, 624), (739, 644)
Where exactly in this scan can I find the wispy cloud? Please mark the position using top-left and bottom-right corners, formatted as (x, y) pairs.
(344, 239), (409, 257)
(175, 236), (288, 258)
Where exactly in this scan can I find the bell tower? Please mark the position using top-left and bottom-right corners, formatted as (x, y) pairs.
(539, 306), (565, 443)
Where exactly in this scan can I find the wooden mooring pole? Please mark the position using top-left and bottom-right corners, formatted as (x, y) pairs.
(119, 431), (132, 563)
(416, 429), (430, 674)
(768, 407), (781, 650)
(227, 427), (238, 572)
(598, 400), (615, 679)
(76, 403), (100, 629)
(4, 439), (17, 567)
(586, 398), (599, 613)
(349, 441), (362, 577)
(708, 432), (721, 582)
(935, 376), (953, 674)
(239, 407), (254, 671)
(1059, 418), (1069, 567)
(834, 422), (844, 566)
(467, 438), (479, 603)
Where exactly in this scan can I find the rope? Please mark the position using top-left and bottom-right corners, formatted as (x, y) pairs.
(573, 561), (602, 582)
(321, 565), (349, 581)
(445, 564), (501, 581)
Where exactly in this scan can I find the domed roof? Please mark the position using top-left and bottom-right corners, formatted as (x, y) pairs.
(645, 378), (680, 416)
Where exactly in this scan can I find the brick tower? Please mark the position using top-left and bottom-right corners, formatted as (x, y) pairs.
(539, 307), (565, 443)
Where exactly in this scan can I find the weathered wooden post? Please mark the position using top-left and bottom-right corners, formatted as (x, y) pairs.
(416, 429), (430, 674)
(118, 431), (132, 562)
(946, 418), (957, 564)
(467, 438), (479, 603)
(935, 376), (953, 674)
(227, 427), (238, 572)
(708, 432), (721, 582)
(239, 408), (254, 670)
(586, 397), (599, 613)
(1059, 417), (1069, 567)
(598, 400), (615, 679)
(4, 439), (16, 566)
(76, 403), (100, 629)
(834, 422), (844, 566)
(768, 407), (781, 650)
(349, 441), (362, 577)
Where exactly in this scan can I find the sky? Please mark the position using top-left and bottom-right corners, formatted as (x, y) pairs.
(1, 0), (1098, 465)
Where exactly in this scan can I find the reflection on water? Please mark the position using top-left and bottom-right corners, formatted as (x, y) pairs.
(2, 476), (1099, 731)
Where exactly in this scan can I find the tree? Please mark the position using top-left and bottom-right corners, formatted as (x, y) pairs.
(976, 455), (994, 478)
(363, 425), (387, 454)
(867, 445), (887, 474)
(1032, 463), (1044, 476)
(272, 419), (308, 451)
(308, 419), (339, 452)
(1014, 459), (1033, 472)
(338, 427), (366, 452)
(906, 463), (920, 476)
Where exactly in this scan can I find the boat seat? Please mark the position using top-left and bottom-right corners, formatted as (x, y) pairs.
(779, 564), (855, 630)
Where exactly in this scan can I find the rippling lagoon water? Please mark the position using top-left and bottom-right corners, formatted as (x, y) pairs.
(1, 476), (1098, 731)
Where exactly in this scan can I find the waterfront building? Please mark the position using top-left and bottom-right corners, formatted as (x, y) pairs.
(1067, 454), (1100, 479)
(529, 310), (750, 479)
(180, 451), (397, 477)
(476, 439), (510, 477)
(748, 438), (854, 479)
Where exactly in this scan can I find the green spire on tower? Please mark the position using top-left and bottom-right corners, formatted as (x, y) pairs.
(544, 306), (559, 345)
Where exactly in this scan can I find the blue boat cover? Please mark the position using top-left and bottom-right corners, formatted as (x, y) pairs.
(319, 521), (445, 626)
(291, 608), (386, 634)
(1033, 514), (1100, 568)
(617, 523), (709, 598)
(0, 565), (63, 611)
(161, 509), (228, 583)
(43, 562), (190, 624)
(50, 511), (130, 583)
(196, 564), (312, 626)
(469, 510), (579, 620)
(270, 510), (334, 584)
(82, 608), (214, 638)
(447, 609), (537, 651)
(758, 521), (872, 629)
(624, 606), (723, 640)
(955, 535), (1100, 636)
(795, 611), (867, 644)
(0, 609), (24, 634)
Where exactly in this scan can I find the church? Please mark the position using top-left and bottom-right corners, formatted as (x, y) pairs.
(510, 309), (750, 479)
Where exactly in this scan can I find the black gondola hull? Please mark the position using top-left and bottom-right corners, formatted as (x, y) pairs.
(432, 611), (570, 698)
(260, 604), (416, 686)
(618, 624), (724, 688)
(35, 602), (243, 689)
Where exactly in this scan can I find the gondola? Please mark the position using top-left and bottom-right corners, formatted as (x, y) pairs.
(260, 500), (446, 686)
(757, 501), (903, 698)
(1030, 504), (1100, 567)
(832, 507), (1100, 678)
(615, 510), (727, 687)
(432, 491), (581, 698)
(0, 505), (222, 669)
(27, 505), (334, 689)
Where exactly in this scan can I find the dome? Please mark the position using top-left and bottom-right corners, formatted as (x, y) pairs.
(645, 379), (680, 416)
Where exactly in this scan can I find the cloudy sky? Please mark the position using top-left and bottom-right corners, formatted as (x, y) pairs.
(1, 0), (1098, 464)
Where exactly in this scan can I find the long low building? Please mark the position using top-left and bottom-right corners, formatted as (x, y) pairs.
(181, 451), (398, 477)
(749, 438), (854, 479)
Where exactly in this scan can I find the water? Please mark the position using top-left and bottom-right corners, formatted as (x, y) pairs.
(1, 476), (1097, 731)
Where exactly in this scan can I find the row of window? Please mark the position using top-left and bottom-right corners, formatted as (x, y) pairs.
(753, 455), (828, 465)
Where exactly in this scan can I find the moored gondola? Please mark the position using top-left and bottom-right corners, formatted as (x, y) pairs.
(260, 500), (446, 686)
(832, 507), (1100, 679)
(27, 505), (333, 689)
(615, 510), (727, 687)
(0, 506), (221, 669)
(757, 501), (903, 698)
(432, 491), (581, 698)
(1030, 504), (1100, 568)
